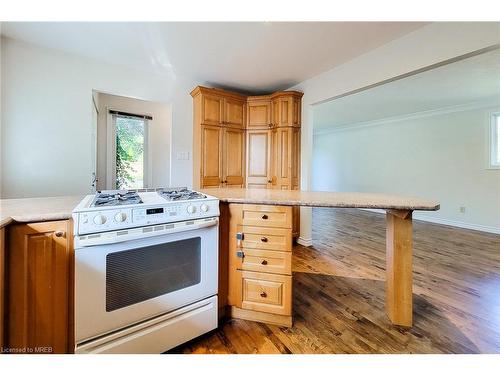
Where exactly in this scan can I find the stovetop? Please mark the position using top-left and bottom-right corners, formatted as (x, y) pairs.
(90, 187), (206, 207)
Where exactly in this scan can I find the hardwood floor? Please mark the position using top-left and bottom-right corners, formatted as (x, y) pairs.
(169, 208), (500, 354)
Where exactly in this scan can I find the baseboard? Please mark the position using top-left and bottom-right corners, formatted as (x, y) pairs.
(297, 237), (313, 247)
(358, 208), (500, 235)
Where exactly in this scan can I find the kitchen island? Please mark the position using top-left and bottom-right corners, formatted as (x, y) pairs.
(201, 188), (439, 328)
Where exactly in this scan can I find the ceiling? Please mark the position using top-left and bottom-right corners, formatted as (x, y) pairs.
(313, 47), (500, 131)
(1, 22), (427, 93)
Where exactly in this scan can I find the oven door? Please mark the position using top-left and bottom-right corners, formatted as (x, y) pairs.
(75, 218), (218, 343)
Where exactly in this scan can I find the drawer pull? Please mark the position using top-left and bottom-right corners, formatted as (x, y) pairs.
(260, 292), (267, 298)
(261, 237), (268, 242)
(261, 214), (268, 220)
(54, 231), (65, 238)
(261, 260), (268, 265)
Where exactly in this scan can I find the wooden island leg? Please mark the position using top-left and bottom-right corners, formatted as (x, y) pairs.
(385, 209), (413, 327)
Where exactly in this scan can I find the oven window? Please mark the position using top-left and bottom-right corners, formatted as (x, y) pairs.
(106, 237), (201, 312)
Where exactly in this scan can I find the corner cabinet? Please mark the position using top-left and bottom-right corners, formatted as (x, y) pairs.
(192, 86), (302, 236)
(7, 220), (73, 354)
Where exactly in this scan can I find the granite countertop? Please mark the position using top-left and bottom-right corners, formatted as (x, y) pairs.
(0, 195), (83, 229)
(0, 189), (439, 230)
(200, 188), (440, 211)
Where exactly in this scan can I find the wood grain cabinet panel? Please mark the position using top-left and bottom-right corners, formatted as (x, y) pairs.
(246, 130), (270, 189)
(240, 204), (292, 229)
(201, 125), (223, 187)
(7, 220), (73, 354)
(237, 271), (292, 316)
(224, 98), (245, 128)
(201, 95), (223, 126)
(236, 248), (291, 275)
(237, 225), (292, 252)
(247, 100), (271, 129)
(223, 128), (245, 187)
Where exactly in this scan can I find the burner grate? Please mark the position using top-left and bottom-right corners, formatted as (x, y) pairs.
(91, 190), (143, 207)
(157, 187), (206, 201)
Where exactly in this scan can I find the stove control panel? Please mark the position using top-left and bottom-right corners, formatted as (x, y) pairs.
(75, 199), (220, 235)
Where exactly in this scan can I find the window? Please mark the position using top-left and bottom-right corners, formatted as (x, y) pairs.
(491, 112), (500, 168)
(111, 112), (149, 189)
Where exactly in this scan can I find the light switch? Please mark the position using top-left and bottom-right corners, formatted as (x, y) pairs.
(176, 152), (190, 160)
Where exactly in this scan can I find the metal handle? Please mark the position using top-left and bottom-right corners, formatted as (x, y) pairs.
(261, 237), (268, 242)
(54, 230), (65, 238)
(261, 214), (268, 220)
(261, 260), (268, 265)
(260, 292), (267, 298)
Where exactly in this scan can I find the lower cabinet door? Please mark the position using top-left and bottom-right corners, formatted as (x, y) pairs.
(7, 220), (73, 354)
(236, 270), (291, 316)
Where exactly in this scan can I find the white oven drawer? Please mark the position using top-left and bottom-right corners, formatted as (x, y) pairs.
(76, 296), (217, 354)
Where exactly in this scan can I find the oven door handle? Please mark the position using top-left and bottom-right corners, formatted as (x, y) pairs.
(75, 217), (219, 247)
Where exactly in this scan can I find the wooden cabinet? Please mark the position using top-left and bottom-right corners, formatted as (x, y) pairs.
(192, 86), (247, 189)
(200, 125), (223, 188)
(228, 204), (293, 327)
(192, 85), (302, 209)
(224, 97), (245, 128)
(200, 125), (245, 188)
(222, 127), (245, 187)
(247, 98), (271, 129)
(7, 220), (73, 354)
(246, 130), (271, 189)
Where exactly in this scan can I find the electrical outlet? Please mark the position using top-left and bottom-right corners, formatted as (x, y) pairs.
(459, 206), (466, 213)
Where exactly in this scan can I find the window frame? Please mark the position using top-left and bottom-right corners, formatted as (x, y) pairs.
(489, 111), (500, 169)
(106, 109), (151, 189)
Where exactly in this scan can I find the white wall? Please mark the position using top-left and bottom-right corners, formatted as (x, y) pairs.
(0, 36), (191, 198)
(95, 92), (171, 190)
(313, 105), (500, 232)
(289, 22), (500, 244)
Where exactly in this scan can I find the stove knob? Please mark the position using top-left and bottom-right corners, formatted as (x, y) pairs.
(114, 212), (127, 223)
(93, 214), (107, 225)
(201, 204), (209, 212)
(186, 205), (196, 214)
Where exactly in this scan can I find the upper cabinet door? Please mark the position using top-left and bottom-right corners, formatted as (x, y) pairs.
(201, 125), (223, 187)
(223, 128), (245, 187)
(247, 100), (271, 129)
(224, 98), (245, 128)
(201, 94), (223, 126)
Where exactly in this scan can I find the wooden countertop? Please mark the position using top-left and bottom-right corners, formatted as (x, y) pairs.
(0, 195), (83, 229)
(200, 188), (440, 211)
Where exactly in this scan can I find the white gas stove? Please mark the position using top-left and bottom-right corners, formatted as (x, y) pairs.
(73, 187), (220, 236)
(72, 188), (220, 354)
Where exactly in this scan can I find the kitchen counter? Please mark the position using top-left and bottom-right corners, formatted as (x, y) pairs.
(200, 188), (440, 211)
(0, 195), (83, 228)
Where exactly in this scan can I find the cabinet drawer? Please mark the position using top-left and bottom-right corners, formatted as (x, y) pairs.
(241, 205), (292, 228)
(239, 271), (291, 316)
(237, 225), (291, 252)
(237, 248), (291, 275)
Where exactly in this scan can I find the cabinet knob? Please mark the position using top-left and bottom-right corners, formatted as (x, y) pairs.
(260, 292), (267, 298)
(261, 214), (268, 220)
(261, 260), (268, 265)
(54, 231), (65, 238)
(267, 180), (272, 183)
(261, 237), (268, 242)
